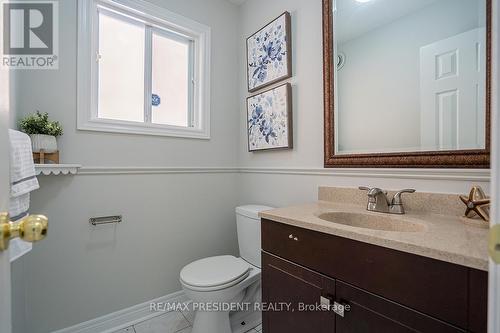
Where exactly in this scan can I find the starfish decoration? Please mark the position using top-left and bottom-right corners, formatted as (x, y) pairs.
(460, 186), (490, 222)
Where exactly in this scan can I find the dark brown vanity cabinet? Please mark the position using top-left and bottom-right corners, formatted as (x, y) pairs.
(262, 252), (335, 333)
(334, 280), (465, 333)
(261, 219), (488, 333)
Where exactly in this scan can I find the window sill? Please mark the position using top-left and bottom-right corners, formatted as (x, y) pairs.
(77, 118), (210, 139)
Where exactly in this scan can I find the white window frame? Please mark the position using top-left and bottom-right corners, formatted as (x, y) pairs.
(77, 0), (211, 139)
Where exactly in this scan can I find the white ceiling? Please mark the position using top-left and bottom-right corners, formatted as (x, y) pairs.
(226, 0), (442, 41)
(336, 0), (440, 43)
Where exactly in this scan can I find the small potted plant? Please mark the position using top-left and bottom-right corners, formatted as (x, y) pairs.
(19, 111), (63, 153)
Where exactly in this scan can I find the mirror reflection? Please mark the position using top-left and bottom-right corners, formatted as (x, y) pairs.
(334, 0), (487, 155)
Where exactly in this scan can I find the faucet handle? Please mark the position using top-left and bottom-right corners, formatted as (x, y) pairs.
(392, 189), (416, 205)
(359, 186), (387, 196)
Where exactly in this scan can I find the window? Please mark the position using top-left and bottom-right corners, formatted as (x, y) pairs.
(77, 0), (211, 138)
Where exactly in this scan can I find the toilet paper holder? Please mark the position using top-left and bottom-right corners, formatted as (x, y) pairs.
(89, 215), (122, 226)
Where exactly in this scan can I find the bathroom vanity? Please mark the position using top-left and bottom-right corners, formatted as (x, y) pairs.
(260, 188), (489, 333)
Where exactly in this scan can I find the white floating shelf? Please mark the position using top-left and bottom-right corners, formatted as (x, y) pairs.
(35, 164), (81, 176)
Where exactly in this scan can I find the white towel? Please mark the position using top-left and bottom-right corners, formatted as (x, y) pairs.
(9, 193), (30, 221)
(8, 129), (39, 262)
(9, 129), (39, 197)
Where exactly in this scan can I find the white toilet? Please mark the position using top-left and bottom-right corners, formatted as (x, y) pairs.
(180, 205), (273, 333)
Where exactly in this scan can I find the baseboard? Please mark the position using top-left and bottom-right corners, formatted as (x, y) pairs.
(52, 291), (188, 333)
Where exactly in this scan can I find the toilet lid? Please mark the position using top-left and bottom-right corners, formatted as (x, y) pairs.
(180, 255), (251, 289)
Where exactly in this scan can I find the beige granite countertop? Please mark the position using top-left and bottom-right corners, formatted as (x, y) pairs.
(260, 200), (489, 271)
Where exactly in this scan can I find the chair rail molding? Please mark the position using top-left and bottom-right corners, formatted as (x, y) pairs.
(238, 167), (490, 182)
(78, 166), (240, 175)
(66, 166), (491, 182)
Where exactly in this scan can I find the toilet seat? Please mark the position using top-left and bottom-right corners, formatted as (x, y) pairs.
(180, 255), (251, 292)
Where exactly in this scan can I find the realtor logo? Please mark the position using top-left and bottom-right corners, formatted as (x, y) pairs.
(2, 1), (58, 69)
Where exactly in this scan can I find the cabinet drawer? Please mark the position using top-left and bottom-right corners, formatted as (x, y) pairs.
(262, 219), (469, 328)
(335, 280), (465, 333)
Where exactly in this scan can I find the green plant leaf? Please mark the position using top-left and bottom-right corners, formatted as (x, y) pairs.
(18, 111), (63, 136)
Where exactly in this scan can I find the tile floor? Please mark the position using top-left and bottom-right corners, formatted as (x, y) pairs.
(112, 306), (262, 333)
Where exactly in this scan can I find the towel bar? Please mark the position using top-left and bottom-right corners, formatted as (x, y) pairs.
(89, 215), (122, 226)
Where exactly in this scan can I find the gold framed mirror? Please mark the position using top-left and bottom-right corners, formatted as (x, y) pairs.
(323, 0), (491, 168)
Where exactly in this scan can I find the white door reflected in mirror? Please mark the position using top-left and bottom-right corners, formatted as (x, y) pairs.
(333, 0), (487, 155)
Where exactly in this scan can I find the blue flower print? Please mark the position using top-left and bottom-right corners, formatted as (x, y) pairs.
(247, 15), (289, 90)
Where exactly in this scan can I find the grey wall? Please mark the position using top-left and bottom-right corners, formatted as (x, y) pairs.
(11, 0), (241, 332)
(10, 0), (491, 332)
(12, 0), (240, 167)
(238, 0), (324, 168)
(236, 0), (490, 208)
(20, 173), (239, 333)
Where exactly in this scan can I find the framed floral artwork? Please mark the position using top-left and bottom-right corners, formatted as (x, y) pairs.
(247, 83), (293, 152)
(246, 12), (292, 92)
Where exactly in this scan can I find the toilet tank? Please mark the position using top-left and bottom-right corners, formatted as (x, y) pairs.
(236, 205), (273, 268)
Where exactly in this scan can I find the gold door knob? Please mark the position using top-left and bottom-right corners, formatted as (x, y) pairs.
(490, 224), (500, 264)
(0, 212), (48, 251)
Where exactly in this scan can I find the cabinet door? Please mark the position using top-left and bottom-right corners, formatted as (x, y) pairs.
(262, 252), (335, 333)
(335, 281), (465, 333)
(468, 269), (488, 333)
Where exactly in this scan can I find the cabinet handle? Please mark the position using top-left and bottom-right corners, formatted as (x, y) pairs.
(320, 295), (332, 309)
(293, 237), (298, 241)
(333, 301), (346, 317)
(288, 234), (294, 239)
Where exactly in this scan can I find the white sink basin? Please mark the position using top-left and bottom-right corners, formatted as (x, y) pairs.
(317, 211), (426, 232)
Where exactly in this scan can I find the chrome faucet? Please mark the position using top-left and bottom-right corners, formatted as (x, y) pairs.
(359, 187), (415, 214)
